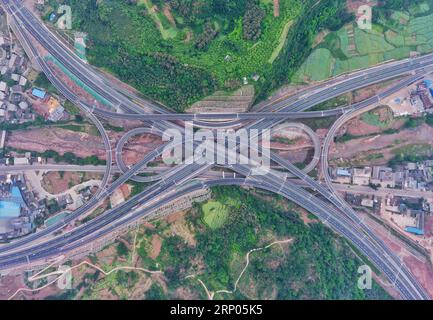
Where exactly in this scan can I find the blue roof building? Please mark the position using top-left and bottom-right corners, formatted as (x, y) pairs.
(0, 187), (23, 219)
(32, 88), (46, 99)
(424, 79), (433, 88)
(405, 226), (424, 236)
(0, 201), (20, 218)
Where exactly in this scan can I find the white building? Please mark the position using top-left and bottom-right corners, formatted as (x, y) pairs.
(11, 74), (19, 82)
(19, 76), (27, 86)
(0, 81), (7, 92)
(18, 101), (28, 110)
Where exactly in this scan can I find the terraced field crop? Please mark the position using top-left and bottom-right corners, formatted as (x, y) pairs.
(294, 1), (433, 83)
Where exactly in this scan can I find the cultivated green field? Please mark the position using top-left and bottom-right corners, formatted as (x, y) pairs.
(295, 48), (334, 82)
(294, 1), (433, 83)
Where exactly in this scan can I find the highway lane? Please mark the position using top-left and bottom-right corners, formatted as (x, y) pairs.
(248, 71), (428, 134)
(8, 0), (223, 181)
(5, 8), (232, 264)
(7, 11), (113, 197)
(244, 150), (431, 299)
(7, 0), (433, 126)
(210, 133), (429, 299)
(231, 165), (427, 299)
(114, 127), (170, 183)
(86, 63), (242, 128)
(318, 77), (432, 299)
(2, 164), (424, 299)
(8, 3), (183, 125)
(0, 18), (218, 255)
(7, 1), (194, 144)
(219, 74), (432, 299)
(9, 15), (116, 175)
(0, 140), (172, 254)
(320, 94), (420, 294)
(0, 162), (210, 265)
(8, 0), (433, 132)
(12, 37), (428, 302)
(4, 7), (212, 254)
(2, 0), (428, 300)
(28, 50), (432, 300)
(0, 174), (211, 269)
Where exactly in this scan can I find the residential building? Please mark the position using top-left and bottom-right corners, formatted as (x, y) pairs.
(352, 167), (372, 186)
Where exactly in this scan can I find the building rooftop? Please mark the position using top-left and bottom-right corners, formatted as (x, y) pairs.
(405, 226), (424, 236)
(31, 88), (46, 99)
(337, 168), (351, 177)
(0, 81), (7, 92)
(0, 201), (20, 218)
(353, 167), (372, 177)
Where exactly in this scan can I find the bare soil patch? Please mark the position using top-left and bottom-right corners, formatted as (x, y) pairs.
(149, 235), (163, 260)
(42, 171), (102, 194)
(7, 127), (106, 160)
(121, 133), (164, 167)
(331, 124), (433, 166)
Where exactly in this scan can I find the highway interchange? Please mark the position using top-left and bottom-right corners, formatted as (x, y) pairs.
(0, 0), (432, 300)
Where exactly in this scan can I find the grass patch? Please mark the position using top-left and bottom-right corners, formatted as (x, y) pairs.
(268, 20), (293, 63)
(202, 200), (229, 230)
(361, 107), (393, 128)
(391, 143), (433, 157)
(310, 94), (349, 111)
(294, 48), (334, 82)
(138, 0), (178, 40)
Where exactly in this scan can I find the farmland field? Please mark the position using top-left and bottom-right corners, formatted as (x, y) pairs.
(293, 48), (333, 82)
(294, 1), (433, 83)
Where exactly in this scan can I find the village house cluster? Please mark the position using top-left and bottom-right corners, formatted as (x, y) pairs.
(0, 9), (77, 241)
(0, 171), (101, 241)
(388, 79), (433, 117)
(331, 162), (433, 237)
(0, 10), (69, 127)
(0, 31), (34, 124)
(343, 191), (428, 236)
(330, 161), (433, 191)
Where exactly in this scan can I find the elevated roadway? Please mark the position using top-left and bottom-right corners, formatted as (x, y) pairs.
(1, 0), (432, 299)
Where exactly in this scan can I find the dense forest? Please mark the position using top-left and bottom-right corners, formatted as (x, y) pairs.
(44, 0), (353, 111)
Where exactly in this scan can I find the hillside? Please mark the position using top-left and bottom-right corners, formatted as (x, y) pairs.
(47, 186), (391, 300)
(41, 0), (351, 111)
